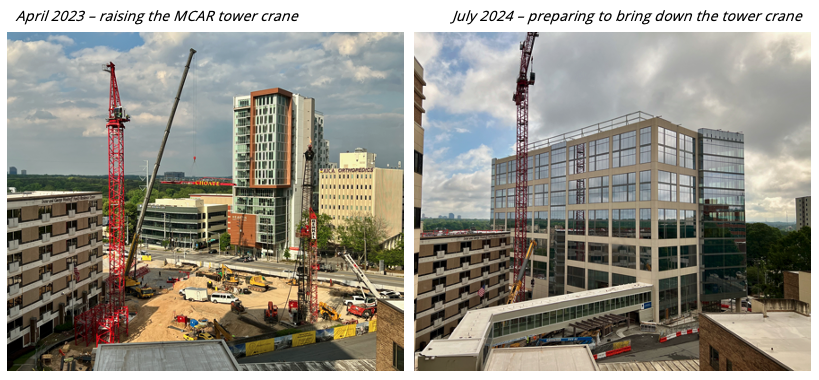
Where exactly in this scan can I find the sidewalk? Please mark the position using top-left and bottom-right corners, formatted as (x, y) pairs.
(16, 330), (75, 371)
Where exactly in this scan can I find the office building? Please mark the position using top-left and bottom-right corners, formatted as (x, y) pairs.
(189, 193), (233, 246)
(490, 112), (745, 322)
(21, 170), (27, 175)
(9, 166), (17, 175)
(231, 88), (329, 259)
(318, 166), (403, 240)
(139, 198), (227, 249)
(414, 231), (512, 351)
(414, 58), (426, 351)
(163, 171), (185, 181)
(449, 213), (455, 219)
(795, 196), (810, 229)
(7, 191), (105, 352)
(340, 147), (376, 169)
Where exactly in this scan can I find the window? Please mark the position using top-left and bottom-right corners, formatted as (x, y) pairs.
(639, 170), (651, 201)
(612, 173), (636, 202)
(550, 177), (566, 206)
(679, 175), (695, 203)
(588, 210), (609, 237)
(567, 266), (585, 289)
(414, 207), (421, 229)
(640, 127), (652, 163)
(588, 269), (608, 290)
(589, 138), (609, 171)
(658, 171), (677, 202)
(589, 243), (609, 264)
(612, 244), (636, 269)
(568, 210), (585, 235)
(680, 273), (698, 313)
(709, 346), (720, 370)
(588, 176), (609, 203)
(495, 189), (505, 209)
(568, 180), (585, 205)
(639, 209), (652, 239)
(660, 277), (679, 320)
(658, 209), (677, 239)
(681, 210), (696, 238)
(681, 134), (695, 169)
(393, 342), (404, 370)
(534, 184), (548, 207)
(612, 273), (636, 286)
(680, 245), (697, 269)
(726, 359), (732, 371)
(568, 241), (585, 262)
(658, 127), (678, 166)
(535, 152), (549, 179)
(568, 143), (585, 175)
(659, 246), (678, 271)
(639, 247), (652, 271)
(612, 131), (637, 167)
(414, 150), (423, 175)
(534, 211), (548, 233)
(612, 209), (636, 238)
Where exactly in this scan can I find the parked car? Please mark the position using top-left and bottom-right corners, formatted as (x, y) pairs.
(209, 249), (218, 254)
(380, 290), (402, 299)
(343, 295), (376, 307)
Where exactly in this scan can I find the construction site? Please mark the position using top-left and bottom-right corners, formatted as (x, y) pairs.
(26, 47), (396, 371)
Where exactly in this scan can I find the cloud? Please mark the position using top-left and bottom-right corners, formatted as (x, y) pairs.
(418, 32), (810, 220)
(7, 33), (403, 176)
(47, 35), (74, 45)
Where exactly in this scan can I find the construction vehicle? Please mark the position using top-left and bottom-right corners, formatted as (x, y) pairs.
(184, 331), (215, 341)
(295, 143), (319, 324)
(506, 240), (537, 304)
(264, 302), (279, 324)
(123, 276), (154, 299)
(318, 302), (340, 321)
(220, 264), (239, 285)
(231, 300), (246, 314)
(212, 319), (233, 342)
(347, 303), (376, 320)
(340, 253), (386, 318)
(248, 275), (270, 292)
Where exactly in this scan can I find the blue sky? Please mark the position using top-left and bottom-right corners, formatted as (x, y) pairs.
(7, 32), (403, 177)
(415, 32), (810, 221)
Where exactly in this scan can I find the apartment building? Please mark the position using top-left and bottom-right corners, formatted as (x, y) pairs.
(795, 196), (810, 229)
(413, 59), (426, 340)
(231, 88), (329, 259)
(340, 147), (376, 169)
(318, 166), (403, 240)
(139, 198), (227, 249)
(414, 231), (512, 351)
(7, 191), (105, 353)
(490, 112), (746, 322)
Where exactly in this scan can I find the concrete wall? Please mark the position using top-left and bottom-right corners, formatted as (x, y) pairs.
(699, 314), (787, 371)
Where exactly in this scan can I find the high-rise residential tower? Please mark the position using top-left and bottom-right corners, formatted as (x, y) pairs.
(795, 196), (810, 229)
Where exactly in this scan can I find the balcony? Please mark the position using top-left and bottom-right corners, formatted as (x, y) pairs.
(42, 252), (52, 263)
(434, 284), (444, 295)
(42, 272), (51, 283)
(41, 310), (53, 322)
(434, 317), (443, 327)
(91, 238), (97, 246)
(483, 257), (489, 264)
(461, 277), (469, 285)
(9, 305), (20, 319)
(69, 210), (76, 218)
(8, 261), (21, 273)
(463, 247), (470, 254)
(91, 222), (97, 229)
(460, 307), (468, 317)
(8, 218), (19, 228)
(9, 283), (21, 296)
(91, 206), (97, 214)
(7, 324), (20, 339)
(8, 239), (19, 251)
(436, 250), (445, 259)
(434, 300), (443, 311)
(481, 298), (488, 307)
(484, 245), (489, 250)
(42, 233), (51, 243)
(69, 227), (76, 236)
(460, 292), (469, 301)
(42, 291), (52, 303)
(69, 245), (76, 254)
(42, 213), (51, 223)
(435, 267), (444, 276)
(482, 272), (489, 280)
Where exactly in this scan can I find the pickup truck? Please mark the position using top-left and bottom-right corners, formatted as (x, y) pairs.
(343, 295), (376, 308)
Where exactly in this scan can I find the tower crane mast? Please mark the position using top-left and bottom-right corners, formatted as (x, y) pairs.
(512, 32), (538, 303)
(297, 144), (319, 324)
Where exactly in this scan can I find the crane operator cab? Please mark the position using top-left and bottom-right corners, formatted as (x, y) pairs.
(112, 106), (130, 121)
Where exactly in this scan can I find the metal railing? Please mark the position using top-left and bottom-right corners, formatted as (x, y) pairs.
(528, 111), (655, 151)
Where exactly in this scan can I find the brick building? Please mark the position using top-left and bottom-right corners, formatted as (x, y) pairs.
(783, 271), (811, 305)
(375, 300), (404, 371)
(414, 231), (512, 351)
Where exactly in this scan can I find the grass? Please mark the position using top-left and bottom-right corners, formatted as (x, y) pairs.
(9, 350), (36, 370)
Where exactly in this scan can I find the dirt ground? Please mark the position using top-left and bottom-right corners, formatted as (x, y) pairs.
(49, 258), (367, 365)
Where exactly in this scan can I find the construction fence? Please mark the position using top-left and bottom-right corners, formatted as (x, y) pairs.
(227, 319), (377, 358)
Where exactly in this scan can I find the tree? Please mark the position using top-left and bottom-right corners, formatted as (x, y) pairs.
(284, 250), (292, 261)
(372, 233), (404, 268)
(335, 212), (388, 264)
(219, 232), (231, 251)
(299, 211), (334, 251)
(746, 223), (783, 263)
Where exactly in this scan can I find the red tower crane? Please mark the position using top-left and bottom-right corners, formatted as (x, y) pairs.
(512, 32), (538, 303)
(298, 144), (319, 324)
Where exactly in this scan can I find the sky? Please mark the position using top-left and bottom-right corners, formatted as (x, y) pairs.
(415, 32), (810, 222)
(7, 32), (403, 177)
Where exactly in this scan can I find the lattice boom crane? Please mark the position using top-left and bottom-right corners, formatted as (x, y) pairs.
(297, 144), (319, 324)
(512, 32), (538, 303)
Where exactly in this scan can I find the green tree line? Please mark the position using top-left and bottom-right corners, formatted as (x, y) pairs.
(746, 223), (810, 298)
(422, 218), (494, 231)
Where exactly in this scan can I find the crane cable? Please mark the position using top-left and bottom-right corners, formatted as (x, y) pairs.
(190, 52), (198, 177)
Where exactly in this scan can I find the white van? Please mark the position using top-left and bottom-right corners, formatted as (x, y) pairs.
(210, 292), (239, 304)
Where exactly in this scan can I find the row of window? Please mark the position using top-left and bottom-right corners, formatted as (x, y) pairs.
(320, 173), (374, 180)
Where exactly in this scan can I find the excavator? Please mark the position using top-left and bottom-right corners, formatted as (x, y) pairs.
(507, 240), (537, 305)
(318, 302), (340, 321)
(248, 275), (270, 292)
(220, 264), (239, 285)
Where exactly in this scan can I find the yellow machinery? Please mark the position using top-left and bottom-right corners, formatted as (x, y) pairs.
(141, 254), (152, 261)
(285, 277), (297, 286)
(220, 264), (239, 285)
(124, 276), (154, 298)
(184, 331), (215, 341)
(212, 319), (233, 342)
(248, 275), (269, 292)
(506, 240), (537, 305)
(318, 302), (340, 321)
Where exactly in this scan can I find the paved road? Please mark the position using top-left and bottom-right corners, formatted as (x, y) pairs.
(238, 332), (377, 363)
(141, 249), (404, 289)
(596, 333), (700, 363)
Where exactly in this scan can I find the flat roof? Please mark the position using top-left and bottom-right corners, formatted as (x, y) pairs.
(421, 231), (510, 241)
(240, 359), (376, 371)
(7, 190), (101, 200)
(450, 282), (653, 340)
(382, 299), (405, 312)
(598, 360), (699, 371)
(189, 193), (233, 197)
(484, 346), (598, 371)
(93, 340), (240, 371)
(704, 312), (811, 371)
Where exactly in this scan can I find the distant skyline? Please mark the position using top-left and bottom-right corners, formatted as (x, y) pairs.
(7, 32), (403, 176)
(415, 32), (810, 221)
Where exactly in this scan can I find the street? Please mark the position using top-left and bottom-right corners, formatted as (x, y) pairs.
(238, 332), (377, 363)
(136, 248), (405, 289)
